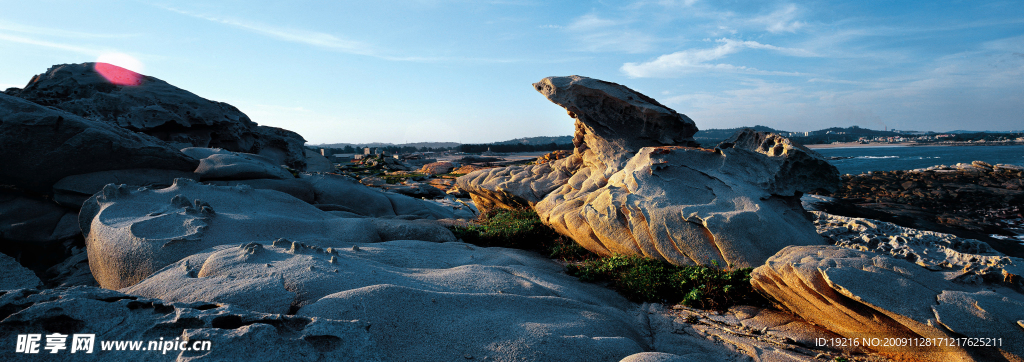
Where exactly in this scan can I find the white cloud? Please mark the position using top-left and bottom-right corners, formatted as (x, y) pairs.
(621, 38), (812, 77)
(750, 4), (804, 33)
(564, 14), (657, 53)
(0, 32), (102, 56)
(160, 6), (378, 57)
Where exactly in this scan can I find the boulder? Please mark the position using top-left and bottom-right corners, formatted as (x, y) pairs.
(752, 244), (1024, 361)
(124, 240), (647, 361)
(10, 63), (307, 170)
(0, 253), (40, 290)
(459, 76), (837, 267)
(417, 161), (454, 175)
(80, 178), (456, 290)
(0, 93), (200, 194)
(184, 147), (294, 181)
(532, 75), (699, 173)
(304, 149), (335, 173)
(52, 168), (197, 207)
(0, 286), (381, 361)
(302, 173), (457, 219)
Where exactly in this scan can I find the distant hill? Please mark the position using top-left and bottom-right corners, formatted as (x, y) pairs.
(492, 136), (573, 145)
(311, 142), (461, 150)
(693, 125), (788, 145)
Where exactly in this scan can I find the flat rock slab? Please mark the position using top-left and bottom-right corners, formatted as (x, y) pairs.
(124, 240), (648, 361)
(0, 253), (40, 290)
(0, 189), (79, 246)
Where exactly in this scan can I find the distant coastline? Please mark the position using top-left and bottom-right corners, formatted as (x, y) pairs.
(806, 140), (1024, 149)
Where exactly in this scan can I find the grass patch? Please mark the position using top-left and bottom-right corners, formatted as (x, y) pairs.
(566, 255), (768, 310)
(447, 208), (769, 310)
(447, 208), (592, 261)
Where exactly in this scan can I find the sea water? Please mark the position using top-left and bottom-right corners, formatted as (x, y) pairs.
(813, 145), (1024, 176)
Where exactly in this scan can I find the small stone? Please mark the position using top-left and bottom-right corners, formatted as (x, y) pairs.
(352, 245), (361, 252)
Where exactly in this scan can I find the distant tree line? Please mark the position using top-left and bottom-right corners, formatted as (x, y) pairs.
(456, 142), (573, 153)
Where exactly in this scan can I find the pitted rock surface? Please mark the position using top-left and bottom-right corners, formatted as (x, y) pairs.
(80, 178), (455, 290)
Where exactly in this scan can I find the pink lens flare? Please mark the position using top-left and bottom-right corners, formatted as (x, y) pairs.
(94, 63), (144, 86)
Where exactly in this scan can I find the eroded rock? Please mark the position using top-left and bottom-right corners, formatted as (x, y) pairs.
(459, 76), (837, 267)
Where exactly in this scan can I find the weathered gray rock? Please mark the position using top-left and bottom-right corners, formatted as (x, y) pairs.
(303, 173), (457, 220)
(752, 244), (1024, 361)
(52, 168), (197, 207)
(205, 178), (315, 204)
(0, 286), (381, 361)
(81, 178), (455, 290)
(11, 63), (307, 170)
(183, 147), (294, 181)
(0, 253), (40, 290)
(459, 76), (837, 267)
(304, 149), (334, 173)
(812, 211), (1019, 281)
(0, 93), (200, 194)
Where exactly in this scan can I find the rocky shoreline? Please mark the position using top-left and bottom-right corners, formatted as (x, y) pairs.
(2, 64), (1021, 362)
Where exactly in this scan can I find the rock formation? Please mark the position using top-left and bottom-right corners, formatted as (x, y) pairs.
(6, 63), (307, 170)
(458, 76), (838, 268)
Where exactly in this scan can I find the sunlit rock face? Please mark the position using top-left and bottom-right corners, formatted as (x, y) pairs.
(460, 75), (839, 268)
(752, 244), (1024, 362)
(8, 62), (307, 170)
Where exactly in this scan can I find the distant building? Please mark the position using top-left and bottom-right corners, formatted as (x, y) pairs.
(364, 147), (372, 155)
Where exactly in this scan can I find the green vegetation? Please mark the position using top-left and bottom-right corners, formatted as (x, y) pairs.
(447, 208), (770, 310)
(566, 255), (767, 310)
(448, 208), (590, 261)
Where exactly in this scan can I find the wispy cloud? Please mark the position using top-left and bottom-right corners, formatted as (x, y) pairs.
(749, 4), (804, 33)
(621, 38), (813, 77)
(0, 21), (138, 39)
(564, 14), (657, 53)
(0, 32), (102, 56)
(159, 6), (378, 57)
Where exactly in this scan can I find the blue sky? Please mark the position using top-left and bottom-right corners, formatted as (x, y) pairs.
(1, 1), (1022, 144)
